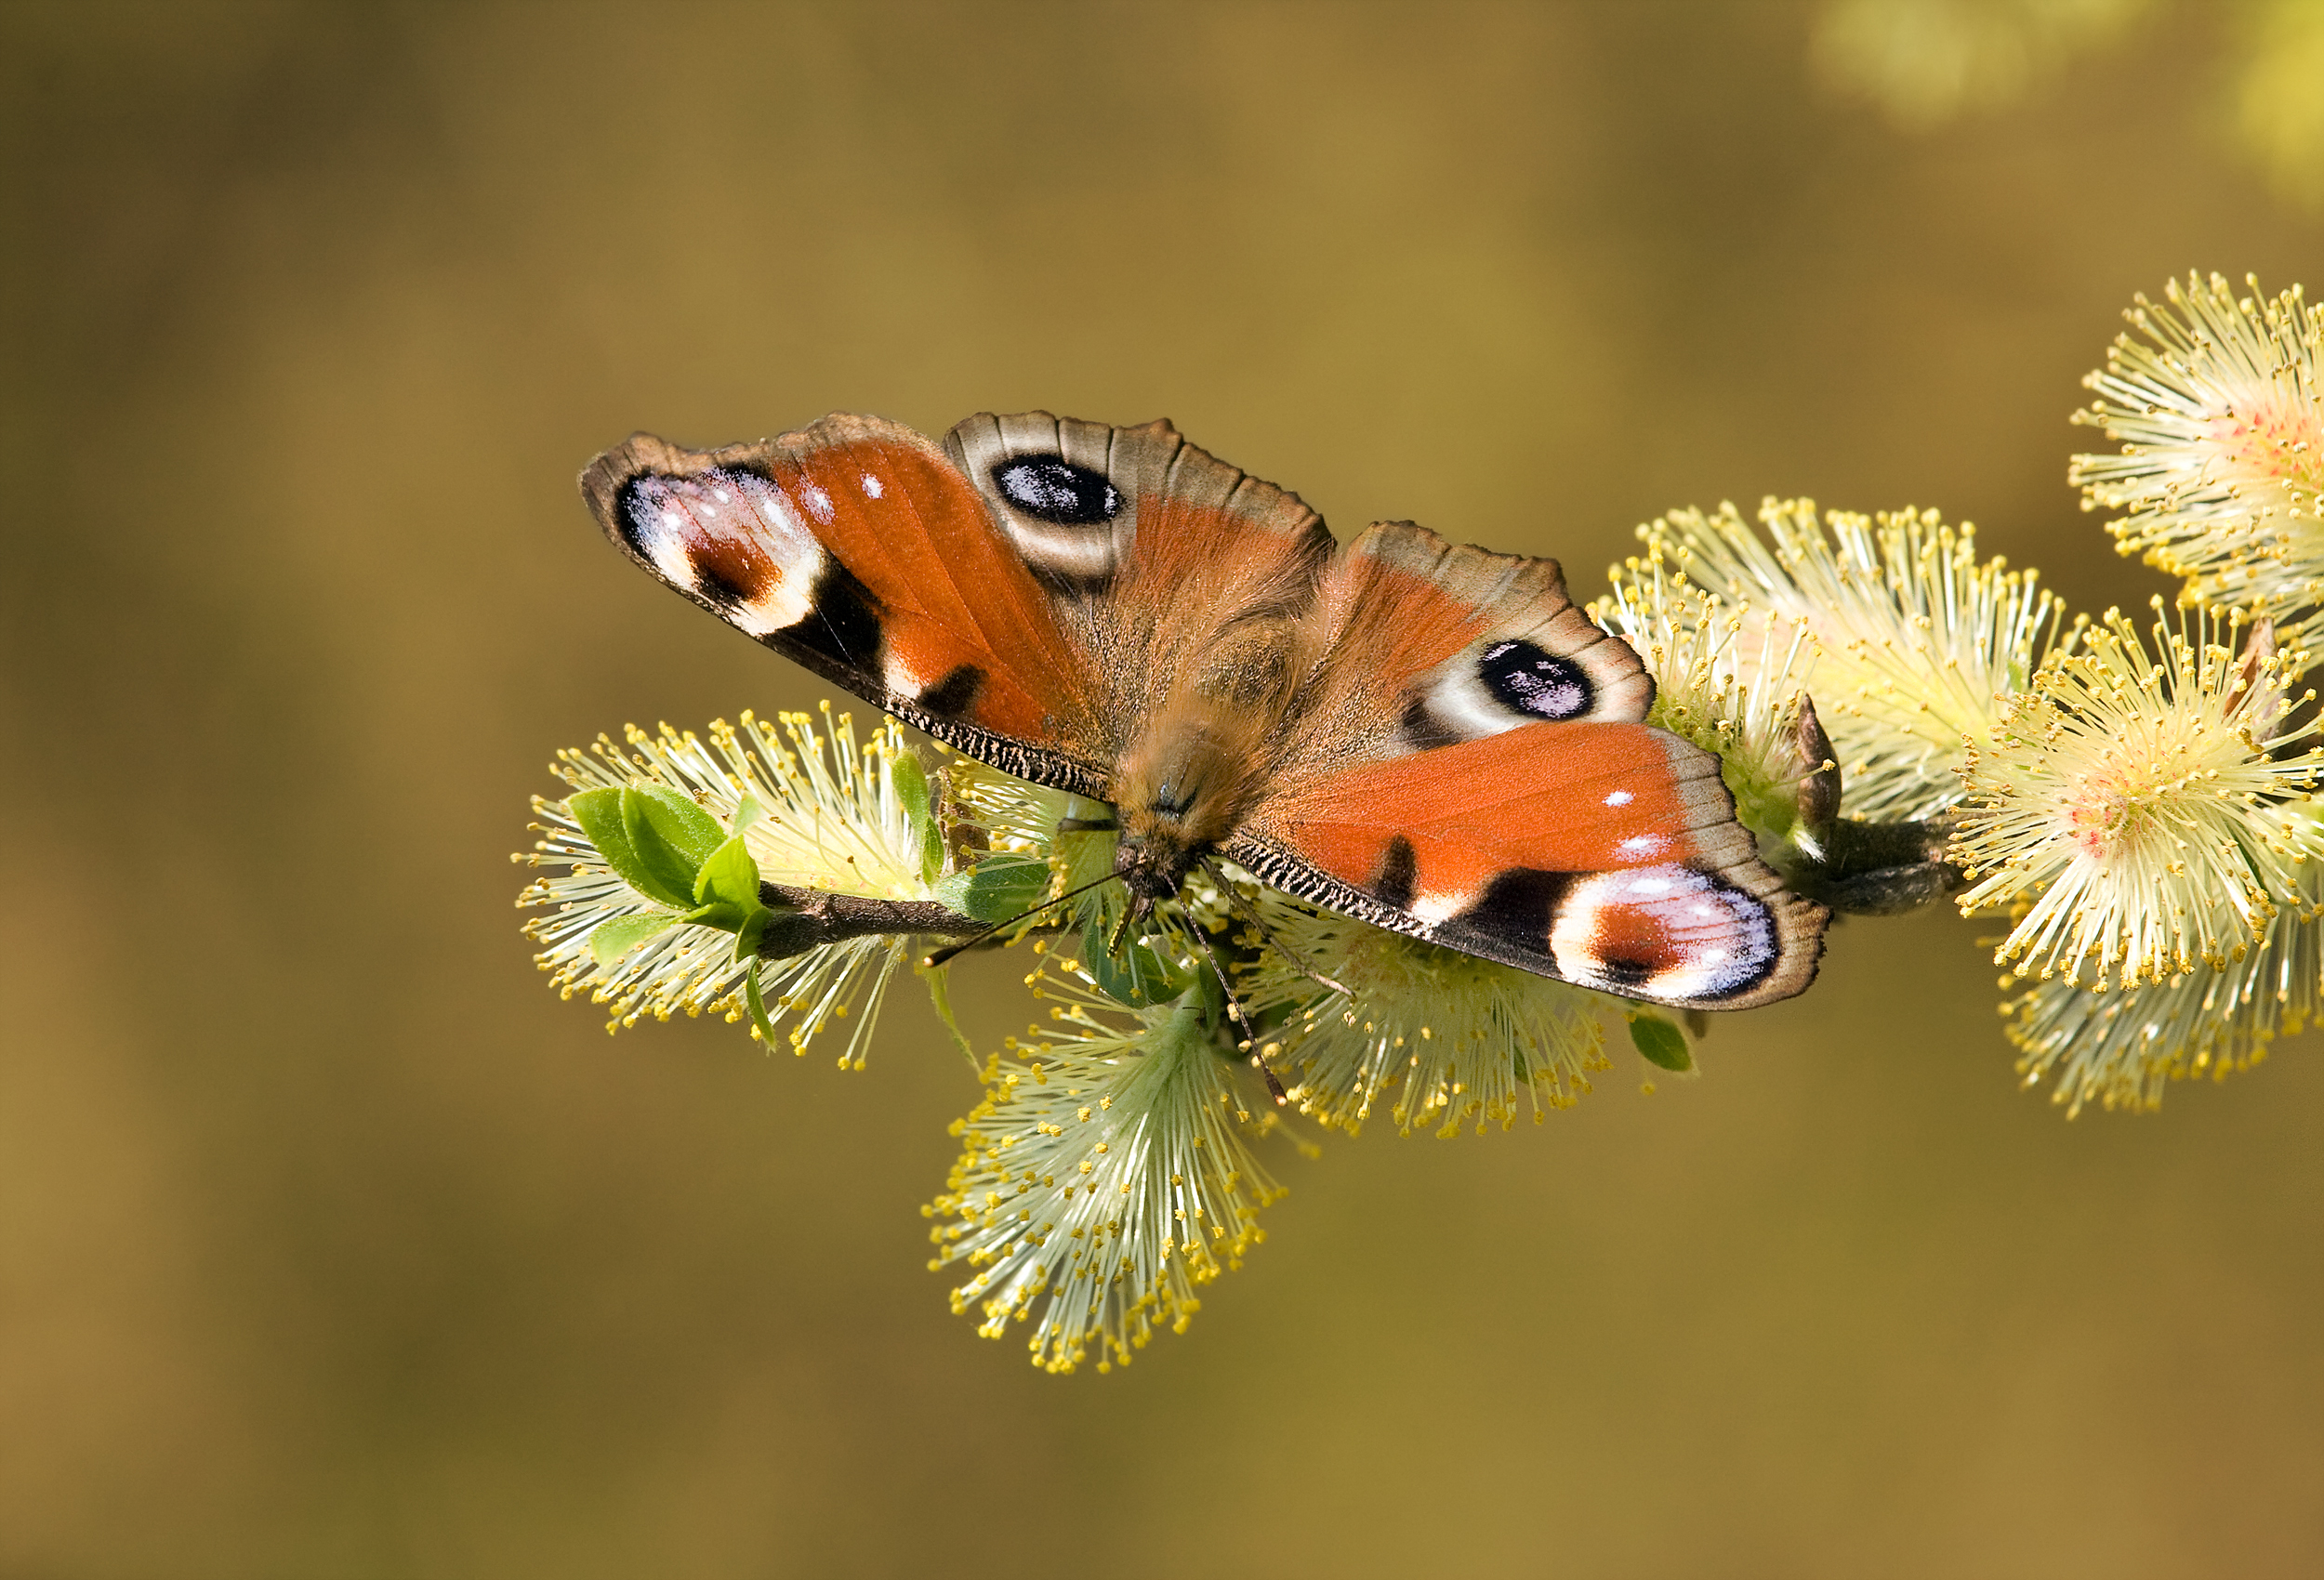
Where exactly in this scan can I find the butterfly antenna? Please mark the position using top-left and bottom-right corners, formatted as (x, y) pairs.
(921, 870), (1126, 968)
(1188, 924), (1290, 1107)
(1201, 858), (1351, 997)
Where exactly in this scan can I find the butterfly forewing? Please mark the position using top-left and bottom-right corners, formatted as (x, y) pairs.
(582, 415), (1110, 792)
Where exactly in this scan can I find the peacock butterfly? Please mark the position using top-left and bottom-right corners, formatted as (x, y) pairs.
(580, 412), (1825, 1009)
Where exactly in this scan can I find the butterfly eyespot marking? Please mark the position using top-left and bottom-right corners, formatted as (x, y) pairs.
(614, 467), (823, 636)
(1479, 639), (1592, 721)
(1547, 864), (1778, 1002)
(1398, 637), (1611, 751)
(992, 455), (1121, 525)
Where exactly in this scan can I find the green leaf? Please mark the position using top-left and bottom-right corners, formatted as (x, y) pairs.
(633, 782), (726, 863)
(1086, 928), (1196, 1008)
(693, 832), (762, 910)
(917, 957), (981, 1073)
(1629, 1013), (1693, 1073)
(733, 905), (774, 962)
(572, 785), (712, 910)
(931, 853), (1052, 925)
(890, 752), (945, 887)
(891, 750), (931, 826)
(676, 900), (752, 932)
(587, 912), (676, 966)
(729, 793), (766, 836)
(607, 786), (720, 907)
(922, 821), (946, 889)
(566, 786), (670, 901)
(743, 964), (779, 1048)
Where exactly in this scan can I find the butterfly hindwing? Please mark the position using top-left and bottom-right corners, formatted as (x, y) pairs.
(1281, 521), (1656, 761)
(1233, 722), (1821, 1008)
(1237, 523), (1823, 1010)
(947, 413), (1336, 736)
(581, 415), (1109, 792)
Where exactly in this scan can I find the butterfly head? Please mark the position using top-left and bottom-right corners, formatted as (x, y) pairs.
(1113, 757), (1247, 915)
(1111, 829), (1189, 913)
(1112, 694), (1281, 910)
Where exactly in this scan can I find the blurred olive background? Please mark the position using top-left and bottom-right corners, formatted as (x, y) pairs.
(5, 3), (2321, 1576)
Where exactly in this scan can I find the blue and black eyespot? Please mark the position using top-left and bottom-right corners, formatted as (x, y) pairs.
(1479, 639), (1592, 721)
(992, 454), (1121, 524)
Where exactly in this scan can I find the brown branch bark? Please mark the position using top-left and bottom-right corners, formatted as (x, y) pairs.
(754, 882), (984, 960)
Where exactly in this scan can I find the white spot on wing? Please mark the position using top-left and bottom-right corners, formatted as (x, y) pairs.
(1604, 789), (1633, 807)
(1408, 891), (1460, 924)
(799, 482), (835, 524)
(860, 472), (884, 498)
(883, 652), (932, 696)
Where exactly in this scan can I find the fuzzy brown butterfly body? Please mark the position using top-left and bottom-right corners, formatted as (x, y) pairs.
(581, 412), (1826, 1009)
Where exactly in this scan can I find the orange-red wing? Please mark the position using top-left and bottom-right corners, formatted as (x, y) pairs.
(580, 415), (1108, 792)
(1232, 723), (1825, 1010)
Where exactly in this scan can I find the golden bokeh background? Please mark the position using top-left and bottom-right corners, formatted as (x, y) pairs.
(6, 4), (2321, 1574)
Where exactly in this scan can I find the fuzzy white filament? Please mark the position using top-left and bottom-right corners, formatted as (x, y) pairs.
(1953, 605), (2324, 989)
(926, 969), (1284, 1374)
(1634, 499), (2061, 822)
(2077, 272), (2324, 645)
(2004, 820), (2324, 1113)
(1241, 890), (1610, 1136)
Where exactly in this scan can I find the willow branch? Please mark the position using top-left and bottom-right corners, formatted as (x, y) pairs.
(755, 882), (985, 959)
(1785, 815), (1963, 915)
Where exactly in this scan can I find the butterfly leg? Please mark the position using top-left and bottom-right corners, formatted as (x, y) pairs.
(1201, 858), (1351, 998)
(1189, 932), (1288, 1107)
